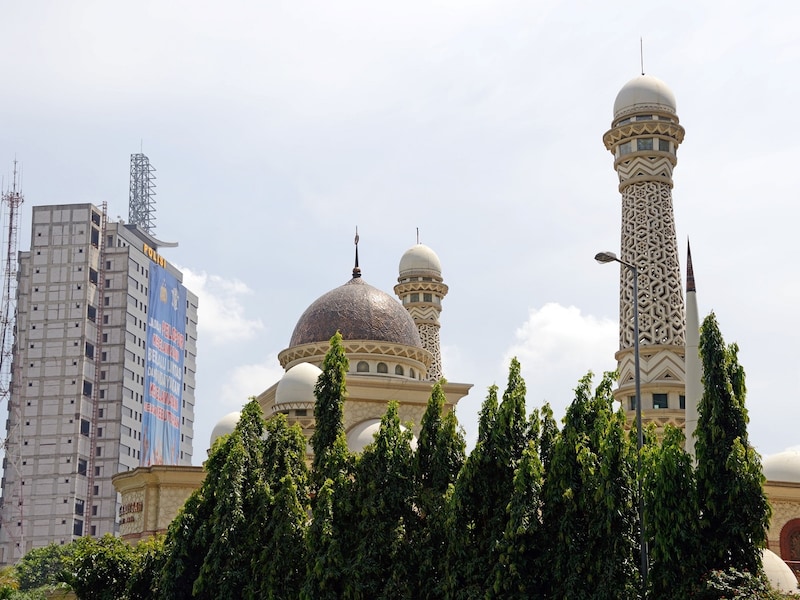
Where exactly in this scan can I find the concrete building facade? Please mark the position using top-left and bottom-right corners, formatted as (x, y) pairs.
(0, 203), (198, 563)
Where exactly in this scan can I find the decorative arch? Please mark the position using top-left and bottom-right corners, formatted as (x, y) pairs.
(779, 518), (800, 577)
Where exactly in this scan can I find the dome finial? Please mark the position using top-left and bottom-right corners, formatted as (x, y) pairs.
(686, 238), (696, 293)
(353, 227), (361, 279)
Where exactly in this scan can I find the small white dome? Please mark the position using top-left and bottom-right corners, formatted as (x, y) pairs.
(346, 419), (418, 453)
(762, 549), (799, 595)
(276, 362), (322, 405)
(613, 74), (677, 120)
(209, 411), (240, 448)
(763, 450), (800, 483)
(399, 244), (442, 278)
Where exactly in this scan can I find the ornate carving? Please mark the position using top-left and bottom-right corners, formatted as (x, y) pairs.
(417, 324), (442, 381)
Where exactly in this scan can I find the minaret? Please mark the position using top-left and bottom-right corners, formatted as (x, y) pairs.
(394, 241), (448, 381)
(684, 241), (701, 457)
(603, 75), (687, 429)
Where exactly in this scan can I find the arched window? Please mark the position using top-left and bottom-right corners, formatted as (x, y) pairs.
(780, 518), (800, 577)
(395, 365), (404, 376)
(357, 361), (369, 373)
(409, 368), (416, 379)
(377, 362), (388, 374)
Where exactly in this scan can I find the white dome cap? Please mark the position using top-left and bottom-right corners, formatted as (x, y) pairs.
(276, 362), (322, 405)
(346, 419), (418, 453)
(762, 450), (800, 483)
(399, 243), (442, 277)
(614, 74), (677, 120)
(762, 549), (799, 595)
(209, 411), (240, 448)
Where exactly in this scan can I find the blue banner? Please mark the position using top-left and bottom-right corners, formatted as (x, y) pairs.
(141, 264), (187, 466)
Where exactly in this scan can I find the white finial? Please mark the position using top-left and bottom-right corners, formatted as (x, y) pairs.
(640, 37), (645, 76)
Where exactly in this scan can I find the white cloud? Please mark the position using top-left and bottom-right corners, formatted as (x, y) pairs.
(221, 356), (285, 409)
(503, 303), (618, 413)
(180, 267), (264, 345)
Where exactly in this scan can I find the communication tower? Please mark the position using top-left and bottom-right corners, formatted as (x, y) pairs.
(129, 153), (156, 234)
(0, 161), (24, 552)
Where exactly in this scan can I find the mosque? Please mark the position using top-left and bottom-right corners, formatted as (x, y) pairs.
(113, 73), (800, 592)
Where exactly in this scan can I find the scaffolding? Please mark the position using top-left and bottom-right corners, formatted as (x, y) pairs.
(128, 154), (156, 234)
(0, 161), (24, 557)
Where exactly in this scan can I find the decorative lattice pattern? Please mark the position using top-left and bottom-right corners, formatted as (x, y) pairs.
(619, 179), (685, 350)
(417, 323), (442, 381)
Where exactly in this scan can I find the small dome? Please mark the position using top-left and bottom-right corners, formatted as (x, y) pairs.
(763, 450), (800, 483)
(762, 549), (799, 595)
(346, 419), (418, 453)
(290, 277), (422, 348)
(276, 362), (322, 405)
(613, 74), (677, 120)
(399, 244), (442, 278)
(209, 411), (240, 448)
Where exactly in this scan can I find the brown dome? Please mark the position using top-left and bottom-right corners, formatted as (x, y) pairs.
(290, 278), (422, 348)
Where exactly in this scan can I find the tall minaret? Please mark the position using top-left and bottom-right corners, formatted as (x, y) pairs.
(394, 242), (448, 381)
(684, 241), (701, 457)
(603, 75), (687, 429)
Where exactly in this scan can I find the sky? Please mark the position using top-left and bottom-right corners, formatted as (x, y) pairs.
(0, 1), (798, 465)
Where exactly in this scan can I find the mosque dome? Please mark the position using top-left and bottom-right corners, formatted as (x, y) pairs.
(762, 549), (799, 595)
(613, 74), (677, 120)
(289, 277), (422, 348)
(399, 243), (442, 278)
(346, 419), (418, 453)
(276, 362), (322, 406)
(209, 411), (240, 448)
(762, 450), (800, 483)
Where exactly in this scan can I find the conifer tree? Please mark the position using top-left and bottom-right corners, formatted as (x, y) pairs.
(311, 332), (351, 490)
(445, 358), (530, 599)
(643, 425), (701, 599)
(695, 312), (770, 576)
(541, 371), (638, 600)
(409, 381), (465, 599)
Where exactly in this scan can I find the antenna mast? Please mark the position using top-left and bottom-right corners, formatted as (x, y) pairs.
(129, 153), (156, 233)
(0, 161), (25, 556)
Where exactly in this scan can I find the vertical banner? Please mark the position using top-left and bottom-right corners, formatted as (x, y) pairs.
(141, 264), (187, 466)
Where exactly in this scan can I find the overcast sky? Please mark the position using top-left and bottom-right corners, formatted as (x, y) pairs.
(1, 1), (798, 464)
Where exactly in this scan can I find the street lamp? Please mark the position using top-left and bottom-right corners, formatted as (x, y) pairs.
(595, 250), (648, 595)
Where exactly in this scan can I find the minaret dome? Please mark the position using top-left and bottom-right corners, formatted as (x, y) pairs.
(613, 74), (677, 120)
(395, 242), (449, 381)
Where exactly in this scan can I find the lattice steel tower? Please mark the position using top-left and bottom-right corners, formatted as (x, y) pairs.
(129, 153), (156, 234)
(602, 75), (687, 430)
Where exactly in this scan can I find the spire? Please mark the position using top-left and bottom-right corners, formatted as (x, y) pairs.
(352, 227), (361, 279)
(686, 239), (696, 293)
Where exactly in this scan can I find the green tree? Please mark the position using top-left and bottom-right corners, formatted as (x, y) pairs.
(15, 544), (67, 591)
(346, 401), (415, 599)
(408, 381), (465, 599)
(695, 312), (770, 576)
(643, 425), (701, 599)
(61, 534), (135, 600)
(541, 371), (638, 600)
(445, 358), (530, 599)
(311, 332), (351, 491)
(125, 535), (165, 600)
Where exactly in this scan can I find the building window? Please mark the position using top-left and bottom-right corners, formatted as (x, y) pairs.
(78, 459), (87, 476)
(395, 365), (404, 376)
(377, 362), (388, 374)
(73, 519), (83, 536)
(423, 293), (432, 303)
(618, 141), (633, 156)
(410, 293), (419, 302)
(75, 499), (84, 516)
(87, 305), (97, 322)
(85, 342), (94, 359)
(679, 395), (686, 409)
(83, 381), (92, 397)
(410, 368), (416, 379)
(658, 139), (670, 152)
(628, 396), (637, 410)
(89, 268), (98, 284)
(637, 138), (654, 151)
(80, 419), (90, 436)
(653, 394), (668, 409)
(356, 361), (369, 373)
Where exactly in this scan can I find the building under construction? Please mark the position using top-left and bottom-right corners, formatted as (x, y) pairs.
(0, 158), (198, 563)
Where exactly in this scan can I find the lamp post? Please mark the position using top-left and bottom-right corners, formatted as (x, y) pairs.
(595, 250), (647, 596)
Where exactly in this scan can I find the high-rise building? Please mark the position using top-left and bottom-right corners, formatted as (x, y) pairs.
(602, 74), (687, 431)
(0, 203), (198, 563)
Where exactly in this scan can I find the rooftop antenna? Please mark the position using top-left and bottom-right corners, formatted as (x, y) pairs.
(128, 153), (156, 234)
(353, 227), (361, 278)
(416, 227), (419, 244)
(640, 37), (645, 75)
